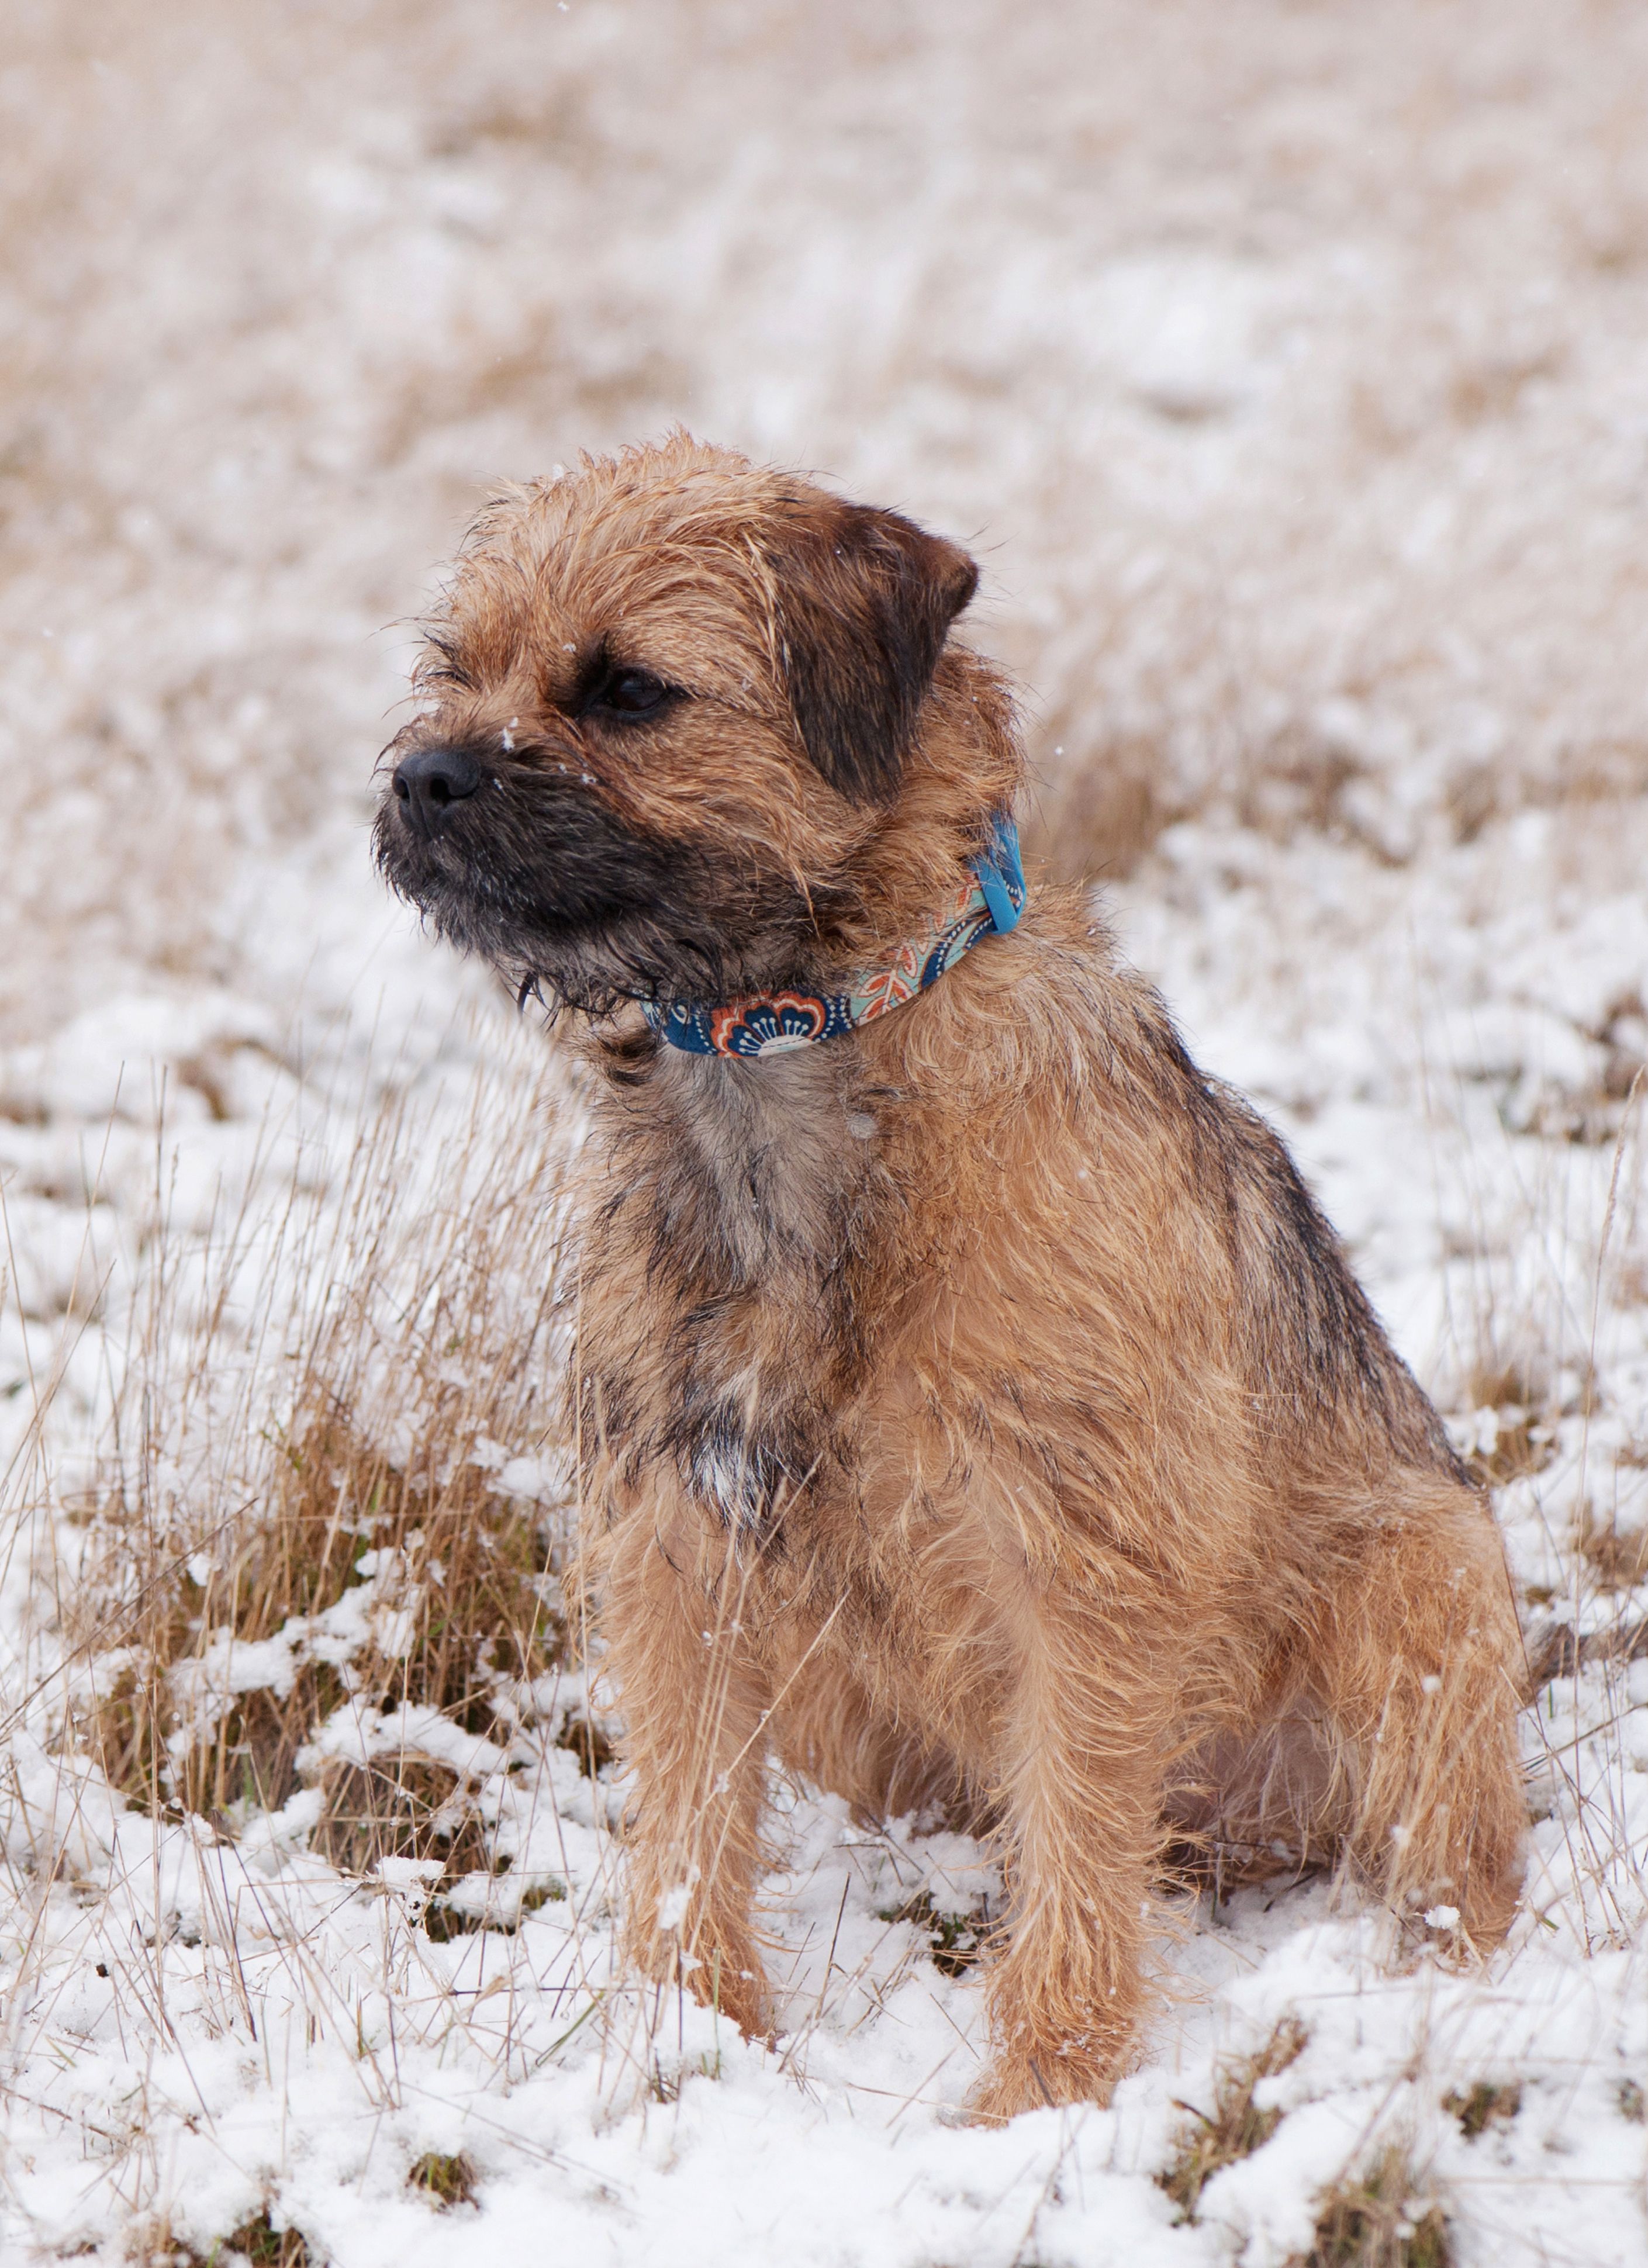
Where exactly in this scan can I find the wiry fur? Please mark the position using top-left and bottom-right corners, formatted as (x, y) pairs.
(376, 434), (1526, 2120)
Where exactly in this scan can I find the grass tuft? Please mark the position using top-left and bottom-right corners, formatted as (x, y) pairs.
(1291, 2150), (1450, 2268)
(554, 1710), (616, 1779)
(210, 2211), (315, 2267)
(62, 1063), (576, 1860)
(1158, 2018), (1308, 2219)
(1443, 2081), (1522, 2140)
(310, 1751), (489, 1876)
(406, 2151), (478, 2208)
(1454, 1367), (1558, 1489)
(1575, 1504), (1648, 1592)
(875, 1892), (988, 1977)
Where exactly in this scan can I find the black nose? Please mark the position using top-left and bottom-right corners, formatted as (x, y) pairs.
(392, 746), (483, 839)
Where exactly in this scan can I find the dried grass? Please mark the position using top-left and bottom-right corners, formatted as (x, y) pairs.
(213, 2218), (315, 2268)
(1458, 1399), (1558, 1492)
(1290, 2151), (1451, 2268)
(154, 2212), (315, 2268)
(309, 1751), (490, 1877)
(1158, 2018), (1308, 2221)
(60, 1042), (578, 1855)
(1574, 1505), (1648, 1594)
(406, 2151), (478, 2209)
(1442, 2081), (1522, 2141)
(874, 1892), (989, 1979)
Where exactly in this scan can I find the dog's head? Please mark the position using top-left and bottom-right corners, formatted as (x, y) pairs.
(374, 436), (1015, 1018)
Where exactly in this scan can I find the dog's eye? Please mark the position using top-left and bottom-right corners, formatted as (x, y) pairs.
(588, 668), (669, 718)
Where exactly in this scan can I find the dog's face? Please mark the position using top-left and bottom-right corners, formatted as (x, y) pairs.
(372, 438), (982, 1015)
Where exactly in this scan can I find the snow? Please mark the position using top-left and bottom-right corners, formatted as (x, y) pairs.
(4, 2), (1648, 2261)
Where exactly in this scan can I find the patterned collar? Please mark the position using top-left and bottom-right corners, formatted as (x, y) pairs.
(644, 813), (1026, 1059)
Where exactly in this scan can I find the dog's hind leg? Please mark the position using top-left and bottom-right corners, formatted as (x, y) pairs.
(602, 1499), (775, 2038)
(1305, 1477), (1526, 1945)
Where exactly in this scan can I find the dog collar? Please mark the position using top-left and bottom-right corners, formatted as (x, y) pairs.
(643, 814), (1025, 1059)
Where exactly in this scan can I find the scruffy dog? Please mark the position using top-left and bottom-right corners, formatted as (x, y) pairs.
(375, 434), (1525, 2120)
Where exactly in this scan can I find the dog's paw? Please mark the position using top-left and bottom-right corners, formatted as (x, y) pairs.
(677, 1945), (773, 2041)
(965, 2049), (1115, 2123)
(704, 1973), (774, 2044)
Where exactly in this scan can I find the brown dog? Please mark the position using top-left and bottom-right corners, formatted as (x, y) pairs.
(375, 434), (1525, 2120)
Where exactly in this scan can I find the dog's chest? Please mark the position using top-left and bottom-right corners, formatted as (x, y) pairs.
(582, 1255), (848, 1538)
(583, 1059), (893, 1534)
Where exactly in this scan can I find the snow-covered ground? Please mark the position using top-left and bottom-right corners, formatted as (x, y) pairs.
(3, 4), (1647, 2261)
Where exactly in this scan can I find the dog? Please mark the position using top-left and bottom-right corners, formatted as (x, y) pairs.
(374, 434), (1525, 2120)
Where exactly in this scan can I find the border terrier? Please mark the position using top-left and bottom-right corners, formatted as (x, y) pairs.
(375, 434), (1525, 2120)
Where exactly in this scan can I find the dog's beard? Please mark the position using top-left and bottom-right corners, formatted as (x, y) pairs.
(372, 769), (804, 1018)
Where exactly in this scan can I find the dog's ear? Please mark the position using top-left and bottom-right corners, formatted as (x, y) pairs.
(766, 500), (979, 801)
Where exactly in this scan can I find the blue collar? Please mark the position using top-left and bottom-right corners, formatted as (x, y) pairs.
(644, 814), (1025, 1059)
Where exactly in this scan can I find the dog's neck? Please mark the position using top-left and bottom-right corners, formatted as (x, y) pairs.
(640, 814), (1024, 1061)
(580, 806), (1023, 1313)
(638, 1036), (884, 1291)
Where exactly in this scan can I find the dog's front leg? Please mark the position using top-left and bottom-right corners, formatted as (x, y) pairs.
(603, 1499), (775, 2039)
(971, 1593), (1168, 2121)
